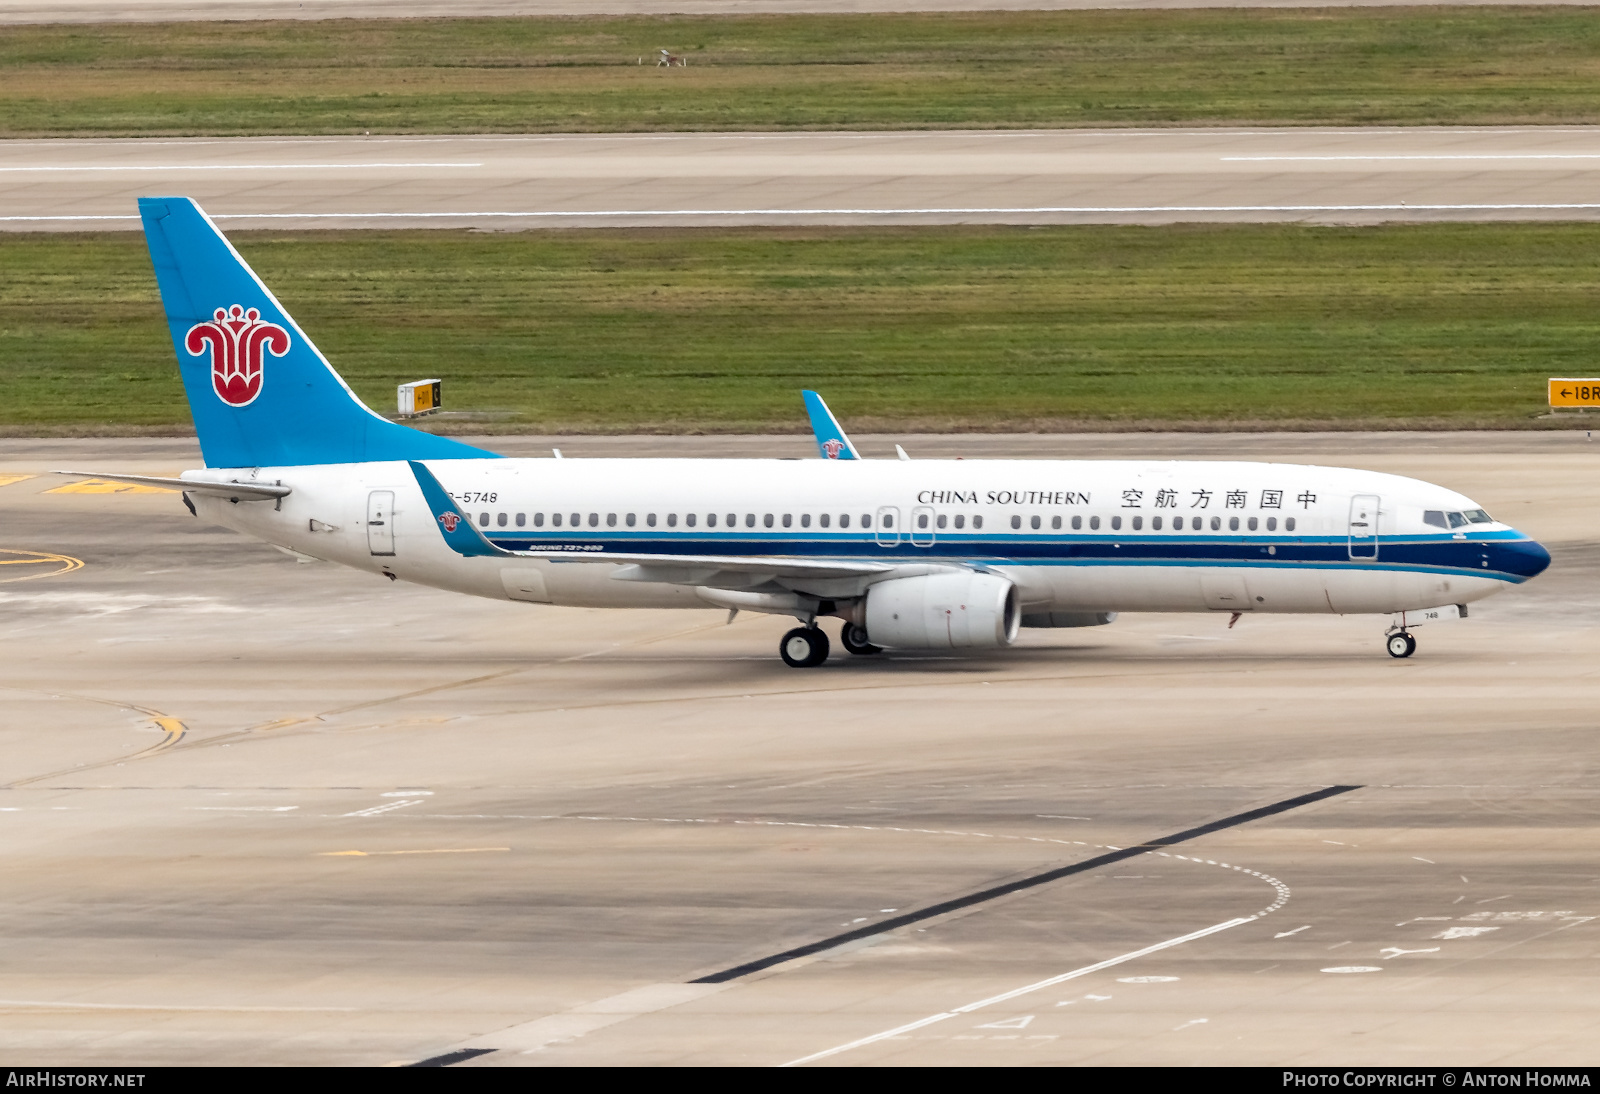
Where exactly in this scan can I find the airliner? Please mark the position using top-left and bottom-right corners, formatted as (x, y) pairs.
(60, 197), (1551, 668)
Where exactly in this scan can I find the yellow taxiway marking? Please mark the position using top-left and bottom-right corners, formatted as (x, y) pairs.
(0, 474), (35, 488)
(45, 479), (176, 494)
(128, 717), (186, 759)
(0, 549), (84, 584)
(319, 847), (511, 857)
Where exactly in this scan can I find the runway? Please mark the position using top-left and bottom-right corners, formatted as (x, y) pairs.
(2, 431), (1598, 1065)
(12, 128), (1600, 230)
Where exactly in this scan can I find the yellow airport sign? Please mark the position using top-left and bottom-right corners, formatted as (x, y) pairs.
(1549, 378), (1600, 408)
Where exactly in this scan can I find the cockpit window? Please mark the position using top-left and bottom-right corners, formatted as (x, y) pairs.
(1446, 512), (1468, 529)
(1464, 508), (1493, 524)
(1423, 510), (1448, 529)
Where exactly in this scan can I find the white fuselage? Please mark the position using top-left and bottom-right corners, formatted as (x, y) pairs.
(183, 456), (1546, 620)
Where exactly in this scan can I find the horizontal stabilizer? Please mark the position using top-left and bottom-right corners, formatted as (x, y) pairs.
(53, 470), (290, 501)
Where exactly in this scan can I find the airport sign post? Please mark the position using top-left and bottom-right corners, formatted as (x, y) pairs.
(1547, 378), (1600, 413)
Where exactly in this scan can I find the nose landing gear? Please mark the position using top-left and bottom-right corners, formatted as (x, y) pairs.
(780, 625), (830, 668)
(1386, 631), (1417, 659)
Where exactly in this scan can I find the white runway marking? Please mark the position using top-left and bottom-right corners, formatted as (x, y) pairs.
(0, 163), (480, 172)
(1224, 154), (1600, 162)
(13, 202), (1600, 226)
(780, 917), (1252, 1067)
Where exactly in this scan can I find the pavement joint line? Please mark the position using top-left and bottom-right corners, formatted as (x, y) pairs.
(14, 202), (1600, 224)
(689, 785), (1356, 985)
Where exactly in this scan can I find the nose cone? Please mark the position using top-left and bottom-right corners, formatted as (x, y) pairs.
(1500, 535), (1552, 580)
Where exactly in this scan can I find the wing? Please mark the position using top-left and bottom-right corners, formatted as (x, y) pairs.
(407, 460), (893, 581)
(53, 470), (290, 501)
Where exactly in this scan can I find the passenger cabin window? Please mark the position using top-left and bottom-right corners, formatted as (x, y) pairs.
(534, 513), (545, 527)
(479, 512), (490, 527)
(1228, 516), (1239, 531)
(821, 514), (832, 529)
(552, 513), (562, 527)
(726, 513), (736, 527)
(647, 513), (657, 527)
(1173, 516), (1183, 530)
(936, 515), (947, 529)
(1210, 516), (1221, 531)
(840, 514), (850, 529)
(667, 513), (677, 527)
(1132, 516), (1142, 530)
(1285, 517), (1296, 532)
(1071, 515), (1082, 530)
(606, 513), (617, 527)
(1051, 516), (1061, 530)
(884, 514), (896, 528)
(782, 514), (792, 528)
(1111, 516), (1122, 531)
(1266, 516), (1276, 531)
(801, 514), (811, 528)
(972, 516), (981, 529)
(1423, 510), (1449, 529)
(516, 513), (526, 527)
(1247, 516), (1257, 531)
(1030, 516), (1041, 530)
(686, 513), (696, 527)
(1152, 516), (1162, 531)
(588, 513), (599, 527)
(764, 514), (774, 528)
(707, 513), (717, 528)
(861, 514), (872, 528)
(569, 512), (579, 527)
(497, 513), (508, 527)
(1010, 515), (1021, 530)
(626, 513), (636, 527)
(917, 514), (928, 530)
(1089, 516), (1100, 530)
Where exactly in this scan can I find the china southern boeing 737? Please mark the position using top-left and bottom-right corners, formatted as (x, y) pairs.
(60, 198), (1551, 668)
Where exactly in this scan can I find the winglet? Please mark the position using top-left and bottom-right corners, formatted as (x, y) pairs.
(408, 460), (509, 558)
(801, 390), (859, 460)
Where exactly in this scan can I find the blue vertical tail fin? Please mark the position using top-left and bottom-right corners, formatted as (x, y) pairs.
(139, 196), (498, 468)
(802, 390), (859, 460)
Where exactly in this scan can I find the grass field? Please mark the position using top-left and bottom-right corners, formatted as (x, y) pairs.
(7, 8), (1600, 135)
(1, 224), (1593, 434)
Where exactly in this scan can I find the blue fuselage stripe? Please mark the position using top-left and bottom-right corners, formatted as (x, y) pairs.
(476, 531), (1546, 583)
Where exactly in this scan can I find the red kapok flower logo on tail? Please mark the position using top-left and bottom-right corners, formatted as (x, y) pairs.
(184, 305), (290, 408)
(822, 438), (845, 459)
(438, 511), (462, 533)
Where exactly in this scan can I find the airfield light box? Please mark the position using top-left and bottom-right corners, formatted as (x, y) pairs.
(398, 379), (442, 417)
(1548, 378), (1600, 409)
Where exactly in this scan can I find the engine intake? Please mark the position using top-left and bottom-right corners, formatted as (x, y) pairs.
(864, 572), (1019, 649)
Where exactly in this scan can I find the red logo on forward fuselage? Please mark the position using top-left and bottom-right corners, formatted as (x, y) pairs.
(822, 438), (845, 459)
(184, 305), (290, 408)
(438, 511), (461, 532)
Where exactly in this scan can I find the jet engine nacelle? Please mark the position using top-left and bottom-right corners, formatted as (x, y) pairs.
(864, 572), (1020, 649)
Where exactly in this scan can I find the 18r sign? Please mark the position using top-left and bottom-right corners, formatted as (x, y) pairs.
(1548, 378), (1600, 408)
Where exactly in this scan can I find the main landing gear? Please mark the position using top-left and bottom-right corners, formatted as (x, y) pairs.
(1386, 631), (1417, 659)
(780, 626), (830, 668)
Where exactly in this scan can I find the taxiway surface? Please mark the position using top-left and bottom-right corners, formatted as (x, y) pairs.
(12, 129), (1600, 229)
(1, 431), (1597, 1065)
